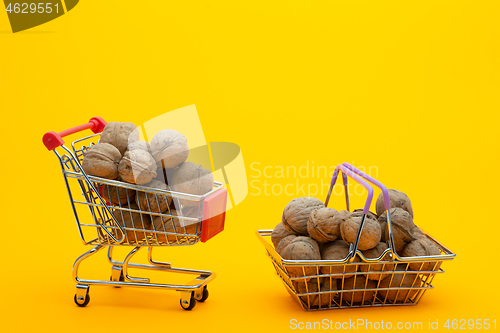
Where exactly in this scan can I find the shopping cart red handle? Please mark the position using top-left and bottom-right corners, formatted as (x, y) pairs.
(43, 117), (107, 151)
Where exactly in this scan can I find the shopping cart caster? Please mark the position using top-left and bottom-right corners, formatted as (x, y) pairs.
(110, 266), (125, 287)
(180, 292), (196, 311)
(195, 286), (209, 302)
(74, 285), (90, 307)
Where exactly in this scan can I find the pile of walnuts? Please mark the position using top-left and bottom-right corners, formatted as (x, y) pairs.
(271, 190), (442, 304)
(81, 122), (214, 243)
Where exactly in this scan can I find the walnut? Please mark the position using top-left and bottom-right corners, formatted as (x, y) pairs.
(101, 179), (136, 205)
(82, 143), (121, 179)
(378, 272), (422, 302)
(307, 208), (339, 243)
(281, 236), (321, 280)
(296, 277), (336, 308)
(402, 238), (441, 272)
(282, 197), (325, 235)
(118, 150), (157, 184)
(127, 141), (151, 154)
(340, 276), (377, 304)
(375, 189), (414, 218)
(351, 209), (378, 221)
(271, 222), (295, 248)
(359, 242), (396, 280)
(136, 180), (172, 214)
(276, 235), (297, 255)
(171, 162), (213, 206)
(99, 122), (139, 156)
(112, 204), (151, 243)
(320, 240), (359, 278)
(150, 208), (200, 244)
(340, 213), (381, 250)
(378, 208), (424, 254)
(150, 129), (189, 169)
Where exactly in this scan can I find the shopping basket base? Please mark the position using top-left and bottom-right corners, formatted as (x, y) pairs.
(72, 244), (215, 311)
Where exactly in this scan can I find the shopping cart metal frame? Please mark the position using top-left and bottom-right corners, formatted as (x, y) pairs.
(43, 117), (227, 310)
(257, 162), (456, 311)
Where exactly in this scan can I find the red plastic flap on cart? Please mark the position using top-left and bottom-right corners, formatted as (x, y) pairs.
(200, 188), (228, 242)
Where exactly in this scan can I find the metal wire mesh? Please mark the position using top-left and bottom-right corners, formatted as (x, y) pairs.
(257, 230), (454, 311)
(57, 133), (224, 246)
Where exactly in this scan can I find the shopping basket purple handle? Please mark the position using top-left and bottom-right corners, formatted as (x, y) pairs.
(341, 162), (391, 211)
(43, 117), (107, 151)
(325, 165), (374, 215)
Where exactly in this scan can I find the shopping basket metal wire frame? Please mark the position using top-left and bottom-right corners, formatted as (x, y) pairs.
(257, 162), (456, 311)
(43, 117), (228, 310)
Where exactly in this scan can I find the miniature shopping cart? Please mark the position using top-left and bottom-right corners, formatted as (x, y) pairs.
(43, 117), (227, 310)
(257, 162), (455, 311)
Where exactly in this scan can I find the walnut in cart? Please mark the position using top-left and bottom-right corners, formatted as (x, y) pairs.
(282, 197), (325, 236)
(127, 141), (151, 154)
(136, 179), (173, 214)
(118, 149), (157, 184)
(320, 240), (359, 278)
(150, 129), (189, 169)
(101, 179), (136, 205)
(402, 238), (441, 272)
(81, 143), (121, 179)
(150, 208), (200, 244)
(378, 272), (422, 302)
(171, 162), (214, 206)
(99, 122), (140, 156)
(359, 242), (396, 280)
(378, 208), (424, 254)
(307, 207), (340, 243)
(340, 275), (377, 304)
(271, 222), (296, 248)
(340, 213), (381, 251)
(375, 189), (414, 218)
(113, 204), (151, 243)
(281, 236), (321, 281)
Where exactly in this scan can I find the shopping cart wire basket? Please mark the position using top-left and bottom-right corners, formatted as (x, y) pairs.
(257, 162), (455, 311)
(43, 117), (228, 310)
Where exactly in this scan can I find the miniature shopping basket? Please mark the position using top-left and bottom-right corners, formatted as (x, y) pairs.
(257, 162), (455, 311)
(43, 117), (228, 310)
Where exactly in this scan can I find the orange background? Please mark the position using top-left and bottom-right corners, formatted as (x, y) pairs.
(1, 1), (499, 331)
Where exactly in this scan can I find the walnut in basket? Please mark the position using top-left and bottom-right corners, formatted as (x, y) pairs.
(276, 235), (298, 256)
(340, 275), (377, 304)
(359, 242), (396, 281)
(271, 222), (296, 248)
(375, 189), (414, 218)
(81, 143), (121, 179)
(340, 213), (381, 251)
(118, 150), (157, 184)
(378, 272), (422, 302)
(281, 236), (321, 281)
(296, 277), (336, 308)
(282, 197), (325, 236)
(378, 208), (424, 254)
(402, 238), (441, 272)
(99, 122), (140, 156)
(307, 207), (339, 243)
(320, 240), (359, 278)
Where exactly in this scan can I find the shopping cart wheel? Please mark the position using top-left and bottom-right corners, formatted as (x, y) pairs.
(195, 286), (209, 302)
(180, 292), (196, 311)
(74, 289), (90, 307)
